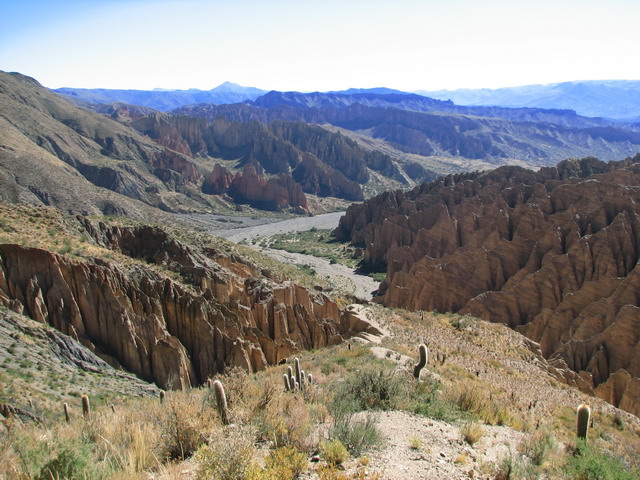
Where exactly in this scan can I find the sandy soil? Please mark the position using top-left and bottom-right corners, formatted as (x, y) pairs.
(211, 212), (345, 243)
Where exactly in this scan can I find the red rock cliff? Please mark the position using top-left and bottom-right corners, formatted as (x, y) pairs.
(335, 156), (640, 416)
(0, 222), (374, 389)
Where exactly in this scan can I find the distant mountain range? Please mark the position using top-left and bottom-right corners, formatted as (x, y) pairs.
(419, 80), (640, 121)
(56, 81), (267, 111)
(55, 80), (640, 121)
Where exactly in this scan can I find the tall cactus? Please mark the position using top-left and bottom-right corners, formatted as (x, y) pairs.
(159, 390), (165, 403)
(413, 344), (428, 380)
(213, 380), (229, 425)
(81, 395), (91, 419)
(294, 358), (302, 386)
(63, 402), (70, 423)
(283, 373), (292, 392)
(576, 403), (591, 441)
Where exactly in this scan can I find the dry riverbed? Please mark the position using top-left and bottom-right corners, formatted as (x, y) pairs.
(206, 212), (380, 300)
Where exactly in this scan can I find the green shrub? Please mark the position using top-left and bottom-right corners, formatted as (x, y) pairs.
(406, 379), (468, 422)
(329, 399), (383, 457)
(36, 443), (99, 480)
(565, 442), (639, 480)
(334, 365), (403, 411)
(321, 440), (349, 466)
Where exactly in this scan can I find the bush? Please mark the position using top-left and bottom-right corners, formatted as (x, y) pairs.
(334, 365), (404, 411)
(321, 440), (349, 466)
(159, 391), (210, 460)
(493, 453), (538, 480)
(246, 446), (308, 480)
(565, 442), (639, 480)
(406, 379), (467, 422)
(329, 400), (383, 457)
(518, 429), (554, 466)
(195, 427), (254, 480)
(36, 443), (98, 480)
(254, 393), (314, 450)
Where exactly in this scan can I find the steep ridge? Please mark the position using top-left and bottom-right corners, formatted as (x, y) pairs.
(252, 90), (613, 126)
(0, 71), (219, 216)
(334, 156), (640, 415)
(130, 112), (404, 200)
(174, 98), (640, 167)
(0, 219), (376, 390)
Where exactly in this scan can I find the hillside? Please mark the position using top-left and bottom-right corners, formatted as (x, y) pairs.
(1, 72), (435, 217)
(334, 156), (640, 417)
(1, 203), (639, 480)
(0, 204), (379, 391)
(0, 71), (229, 218)
(127, 113), (426, 202)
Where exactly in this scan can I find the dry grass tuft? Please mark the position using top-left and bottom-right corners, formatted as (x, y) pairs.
(460, 421), (484, 445)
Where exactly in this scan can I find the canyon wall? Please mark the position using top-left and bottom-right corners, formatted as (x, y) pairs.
(335, 156), (640, 415)
(0, 222), (375, 389)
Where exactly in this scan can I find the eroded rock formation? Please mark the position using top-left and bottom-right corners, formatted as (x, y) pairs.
(0, 222), (375, 389)
(203, 164), (310, 213)
(335, 156), (640, 416)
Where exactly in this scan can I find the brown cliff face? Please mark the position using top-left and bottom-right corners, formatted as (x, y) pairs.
(335, 156), (640, 416)
(131, 113), (365, 201)
(203, 164), (310, 213)
(0, 222), (372, 389)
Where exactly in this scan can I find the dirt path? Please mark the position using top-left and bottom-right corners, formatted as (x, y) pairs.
(208, 212), (380, 300)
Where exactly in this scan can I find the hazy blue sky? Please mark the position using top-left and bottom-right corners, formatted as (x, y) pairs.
(1, 0), (639, 91)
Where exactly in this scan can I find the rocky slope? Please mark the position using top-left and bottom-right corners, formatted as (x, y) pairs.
(0, 215), (377, 390)
(0, 71), (225, 217)
(334, 156), (640, 416)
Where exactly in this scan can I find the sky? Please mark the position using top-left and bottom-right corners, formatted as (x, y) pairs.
(1, 0), (639, 92)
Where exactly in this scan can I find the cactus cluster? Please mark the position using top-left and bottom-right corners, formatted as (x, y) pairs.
(284, 357), (312, 392)
(413, 344), (428, 380)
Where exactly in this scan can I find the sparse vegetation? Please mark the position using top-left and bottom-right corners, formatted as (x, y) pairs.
(460, 421), (484, 445)
(1, 205), (640, 480)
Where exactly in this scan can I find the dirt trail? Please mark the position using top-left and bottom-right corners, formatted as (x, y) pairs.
(208, 212), (380, 300)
